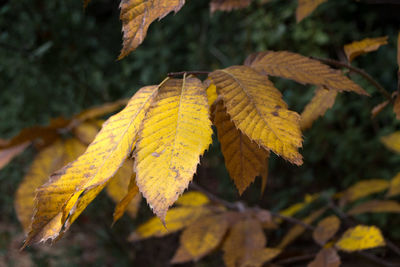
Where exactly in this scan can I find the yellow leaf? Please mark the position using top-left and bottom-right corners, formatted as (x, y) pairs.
(339, 179), (389, 206)
(279, 193), (319, 218)
(347, 200), (400, 215)
(344, 36), (388, 62)
(296, 0), (327, 22)
(313, 215), (340, 246)
(175, 191), (210, 207)
(75, 98), (129, 122)
(381, 132), (400, 153)
(15, 139), (86, 234)
(134, 77), (213, 220)
(371, 100), (389, 119)
(223, 218), (267, 267)
(210, 0), (252, 13)
(209, 65), (303, 165)
(72, 122), (100, 145)
(118, 0), (185, 59)
(301, 87), (338, 130)
(172, 214), (229, 263)
(0, 142), (30, 170)
(247, 51), (368, 95)
(213, 101), (270, 194)
(24, 86), (158, 246)
(205, 81), (218, 108)
(308, 248), (341, 267)
(277, 208), (326, 249)
(240, 248), (281, 267)
(106, 159), (141, 223)
(129, 206), (212, 241)
(335, 225), (385, 252)
(387, 172), (400, 198)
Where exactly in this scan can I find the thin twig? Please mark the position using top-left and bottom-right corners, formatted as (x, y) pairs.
(275, 253), (316, 265)
(167, 71), (210, 77)
(189, 182), (237, 210)
(385, 239), (400, 258)
(270, 212), (315, 230)
(311, 56), (392, 101)
(357, 251), (398, 267)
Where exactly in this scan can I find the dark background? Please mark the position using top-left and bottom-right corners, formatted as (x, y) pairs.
(1, 0), (400, 265)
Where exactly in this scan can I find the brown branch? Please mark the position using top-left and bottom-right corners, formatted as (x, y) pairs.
(311, 56), (392, 101)
(275, 253), (316, 265)
(357, 251), (398, 267)
(270, 212), (315, 230)
(167, 71), (210, 77)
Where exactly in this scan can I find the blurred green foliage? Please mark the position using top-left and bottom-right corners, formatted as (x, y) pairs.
(1, 0), (400, 265)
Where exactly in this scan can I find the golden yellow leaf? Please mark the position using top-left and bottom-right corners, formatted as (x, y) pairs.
(134, 77), (213, 220)
(209, 65), (303, 165)
(75, 98), (129, 122)
(172, 214), (229, 263)
(105, 159), (141, 223)
(347, 200), (400, 215)
(308, 248), (341, 267)
(335, 225), (385, 252)
(279, 193), (319, 218)
(0, 142), (30, 170)
(72, 122), (100, 145)
(205, 81), (218, 108)
(296, 0), (327, 22)
(301, 87), (338, 130)
(15, 139), (86, 233)
(175, 191), (209, 207)
(387, 172), (400, 198)
(344, 36), (388, 62)
(240, 248), (281, 267)
(128, 206), (212, 241)
(371, 100), (389, 119)
(223, 218), (267, 267)
(339, 179), (389, 206)
(247, 51), (368, 95)
(118, 0), (185, 59)
(313, 215), (340, 246)
(277, 208), (326, 249)
(210, 0), (252, 13)
(24, 86), (158, 246)
(213, 101), (270, 194)
(381, 132), (400, 153)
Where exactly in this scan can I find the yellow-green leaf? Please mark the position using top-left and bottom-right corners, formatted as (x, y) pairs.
(387, 172), (400, 198)
(335, 225), (385, 252)
(129, 206), (212, 241)
(381, 132), (400, 153)
(247, 51), (368, 95)
(348, 200), (400, 215)
(313, 215), (341, 246)
(134, 77), (213, 220)
(296, 0), (327, 23)
(223, 218), (267, 267)
(339, 179), (389, 206)
(106, 159), (141, 223)
(119, 0), (185, 59)
(209, 65), (303, 165)
(308, 248), (341, 267)
(24, 86), (158, 246)
(344, 36), (388, 62)
(175, 191), (210, 207)
(15, 139), (86, 233)
(213, 101), (270, 194)
(301, 87), (338, 130)
(172, 214), (229, 263)
(210, 0), (252, 13)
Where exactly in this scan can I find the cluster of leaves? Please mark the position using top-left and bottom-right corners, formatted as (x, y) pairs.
(2, 0), (400, 265)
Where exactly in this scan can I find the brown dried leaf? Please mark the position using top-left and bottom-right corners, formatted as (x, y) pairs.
(393, 94), (400, 120)
(296, 0), (327, 23)
(210, 0), (252, 13)
(209, 65), (303, 165)
(247, 51), (368, 95)
(0, 142), (30, 170)
(308, 248), (341, 267)
(213, 101), (270, 194)
(119, 0), (185, 59)
(371, 100), (389, 119)
(313, 215), (340, 246)
(348, 200), (400, 215)
(301, 87), (338, 130)
(344, 36), (388, 62)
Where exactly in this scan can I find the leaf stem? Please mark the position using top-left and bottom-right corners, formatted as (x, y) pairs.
(311, 57), (392, 101)
(167, 71), (210, 77)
